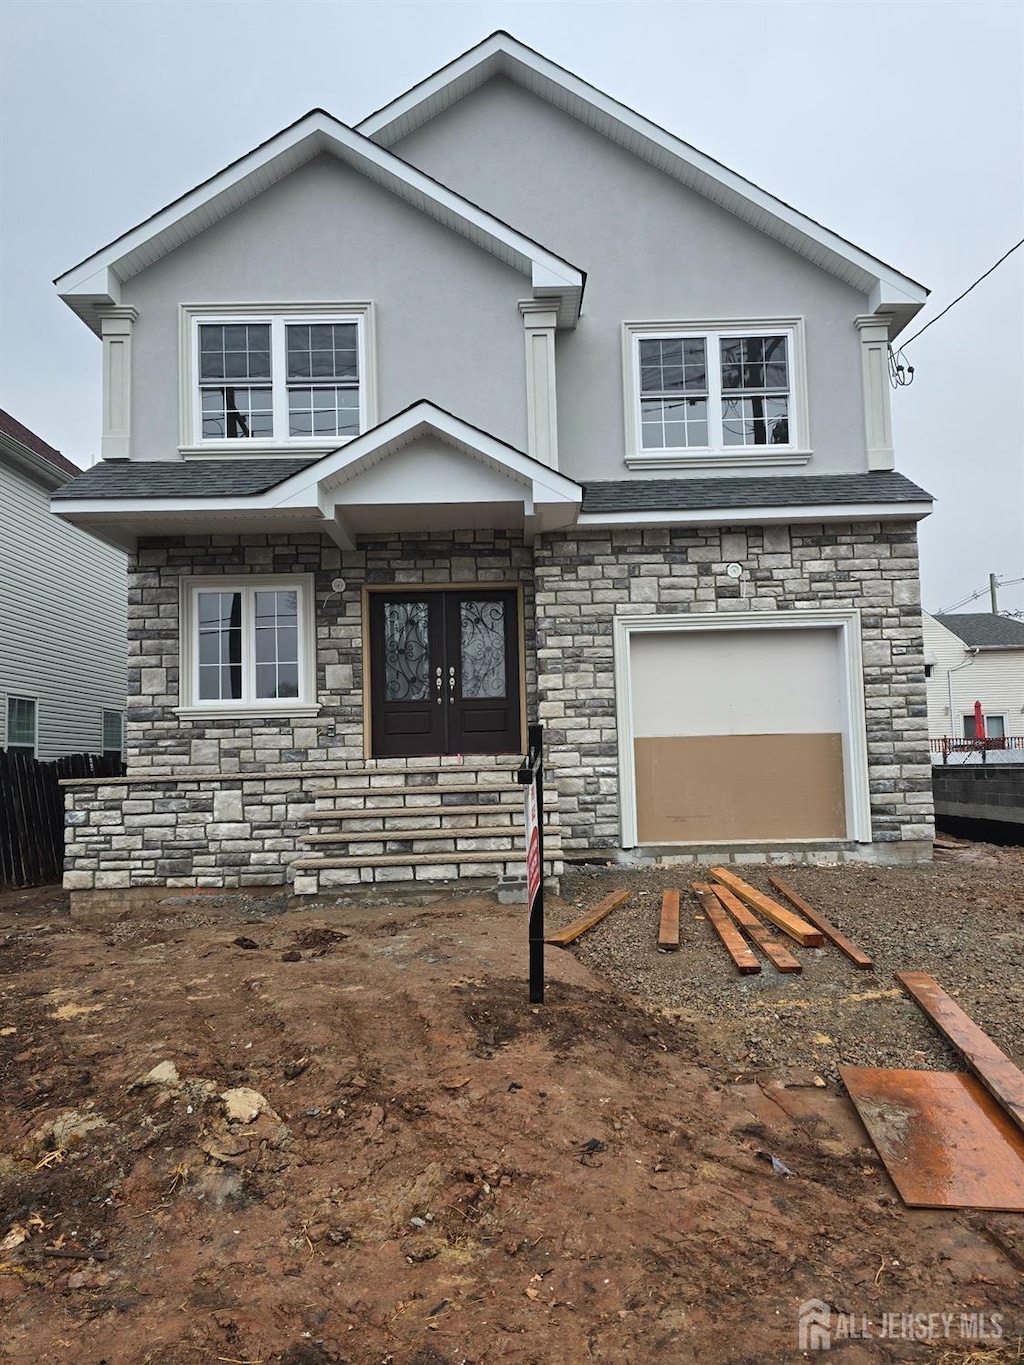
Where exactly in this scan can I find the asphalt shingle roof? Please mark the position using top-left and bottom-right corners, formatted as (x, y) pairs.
(580, 471), (931, 513)
(933, 613), (1024, 649)
(0, 409), (81, 478)
(51, 457), (320, 500)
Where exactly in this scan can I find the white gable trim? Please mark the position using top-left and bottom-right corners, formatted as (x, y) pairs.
(358, 33), (927, 335)
(55, 111), (584, 335)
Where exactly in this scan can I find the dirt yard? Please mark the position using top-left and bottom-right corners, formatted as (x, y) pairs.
(1, 851), (1023, 1365)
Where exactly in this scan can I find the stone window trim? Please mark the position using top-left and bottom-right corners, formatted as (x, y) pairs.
(178, 302), (377, 457)
(621, 317), (811, 470)
(176, 572), (320, 720)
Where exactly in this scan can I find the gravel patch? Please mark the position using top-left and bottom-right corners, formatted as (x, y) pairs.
(560, 849), (1024, 1084)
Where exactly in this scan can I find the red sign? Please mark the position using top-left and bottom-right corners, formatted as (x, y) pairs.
(525, 779), (541, 906)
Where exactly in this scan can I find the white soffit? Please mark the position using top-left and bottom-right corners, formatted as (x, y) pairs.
(357, 33), (928, 333)
(55, 112), (584, 334)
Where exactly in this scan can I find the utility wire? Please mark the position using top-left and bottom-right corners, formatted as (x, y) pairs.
(901, 236), (1024, 351)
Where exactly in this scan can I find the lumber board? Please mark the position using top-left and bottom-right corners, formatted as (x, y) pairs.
(691, 884), (760, 974)
(768, 875), (873, 969)
(896, 971), (1024, 1138)
(709, 867), (824, 947)
(545, 890), (630, 947)
(708, 884), (802, 975)
(657, 889), (681, 951)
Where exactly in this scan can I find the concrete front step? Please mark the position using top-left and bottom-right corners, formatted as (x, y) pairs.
(291, 849), (562, 893)
(310, 800), (555, 824)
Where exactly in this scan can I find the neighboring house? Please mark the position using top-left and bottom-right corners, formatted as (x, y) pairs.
(923, 611), (1024, 759)
(0, 410), (127, 760)
(52, 32), (935, 897)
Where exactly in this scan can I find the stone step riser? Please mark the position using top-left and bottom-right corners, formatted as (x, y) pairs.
(300, 858), (562, 891)
(308, 810), (558, 833)
(300, 837), (562, 856)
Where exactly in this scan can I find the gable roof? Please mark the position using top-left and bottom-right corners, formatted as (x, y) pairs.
(0, 409), (81, 488)
(54, 110), (584, 335)
(933, 613), (1024, 650)
(358, 32), (928, 336)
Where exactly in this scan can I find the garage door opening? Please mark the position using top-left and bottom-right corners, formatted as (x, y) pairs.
(615, 612), (871, 847)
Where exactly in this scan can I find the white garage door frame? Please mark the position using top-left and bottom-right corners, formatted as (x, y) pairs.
(613, 608), (872, 847)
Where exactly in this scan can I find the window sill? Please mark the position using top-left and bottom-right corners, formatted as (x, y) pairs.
(179, 441), (354, 460)
(174, 704), (322, 721)
(624, 450), (813, 471)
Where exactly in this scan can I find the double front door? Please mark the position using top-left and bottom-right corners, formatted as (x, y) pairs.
(368, 589), (522, 757)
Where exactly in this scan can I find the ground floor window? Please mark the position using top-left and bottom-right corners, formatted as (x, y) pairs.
(5, 696), (36, 755)
(102, 709), (124, 759)
(963, 713), (1006, 739)
(178, 574), (317, 716)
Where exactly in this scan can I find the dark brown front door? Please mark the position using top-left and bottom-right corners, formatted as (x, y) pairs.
(368, 590), (522, 758)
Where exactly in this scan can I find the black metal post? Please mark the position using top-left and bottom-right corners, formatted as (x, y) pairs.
(517, 722), (545, 1004)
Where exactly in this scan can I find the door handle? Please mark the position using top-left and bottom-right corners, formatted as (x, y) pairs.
(436, 667), (442, 704)
(449, 666), (456, 703)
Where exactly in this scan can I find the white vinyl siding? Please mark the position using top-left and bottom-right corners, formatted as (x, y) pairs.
(0, 460), (127, 760)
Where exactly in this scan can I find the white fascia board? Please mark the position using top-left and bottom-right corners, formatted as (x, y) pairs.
(578, 500), (933, 528)
(357, 33), (927, 309)
(55, 111), (584, 334)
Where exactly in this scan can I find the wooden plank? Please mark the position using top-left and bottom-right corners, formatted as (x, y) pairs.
(896, 971), (1024, 1139)
(708, 884), (802, 974)
(709, 867), (824, 947)
(690, 884), (760, 974)
(657, 889), (680, 951)
(545, 890), (631, 947)
(768, 875), (873, 969)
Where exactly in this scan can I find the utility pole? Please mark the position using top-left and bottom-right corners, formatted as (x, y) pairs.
(990, 573), (999, 614)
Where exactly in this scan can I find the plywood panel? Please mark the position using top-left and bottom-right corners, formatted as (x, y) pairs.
(634, 733), (846, 843)
(630, 628), (842, 738)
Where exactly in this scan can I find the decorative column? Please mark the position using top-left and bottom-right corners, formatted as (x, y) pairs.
(855, 314), (894, 471)
(98, 306), (138, 461)
(519, 301), (559, 469)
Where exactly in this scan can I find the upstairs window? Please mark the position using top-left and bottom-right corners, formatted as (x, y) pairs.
(624, 320), (807, 467)
(183, 305), (374, 451)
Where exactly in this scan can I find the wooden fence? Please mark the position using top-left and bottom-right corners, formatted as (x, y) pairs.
(0, 750), (125, 889)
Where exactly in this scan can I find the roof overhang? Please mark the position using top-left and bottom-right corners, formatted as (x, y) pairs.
(51, 402), (584, 551)
(55, 112), (585, 335)
(0, 431), (76, 492)
(577, 498), (933, 529)
(358, 32), (928, 337)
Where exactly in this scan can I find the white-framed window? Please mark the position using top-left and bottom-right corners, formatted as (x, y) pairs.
(177, 574), (319, 718)
(102, 709), (124, 760)
(6, 696), (37, 755)
(963, 712), (1006, 740)
(622, 319), (810, 468)
(179, 304), (376, 453)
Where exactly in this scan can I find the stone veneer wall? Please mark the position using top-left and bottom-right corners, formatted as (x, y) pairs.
(533, 521), (933, 854)
(127, 529), (536, 773)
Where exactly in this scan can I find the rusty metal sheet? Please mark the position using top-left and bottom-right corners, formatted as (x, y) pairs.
(840, 1066), (1024, 1212)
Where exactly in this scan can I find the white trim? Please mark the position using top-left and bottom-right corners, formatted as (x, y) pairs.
(179, 302), (377, 453)
(855, 315), (895, 470)
(612, 609), (872, 848)
(99, 306), (137, 461)
(622, 318), (809, 465)
(355, 33), (927, 332)
(55, 109), (584, 333)
(518, 301), (559, 470)
(578, 500), (932, 529)
(177, 573), (319, 716)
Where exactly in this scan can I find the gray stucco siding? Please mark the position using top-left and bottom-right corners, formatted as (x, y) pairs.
(0, 461), (127, 759)
(392, 77), (873, 482)
(123, 155), (531, 460)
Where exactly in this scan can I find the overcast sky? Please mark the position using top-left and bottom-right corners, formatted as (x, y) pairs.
(1, 0), (1021, 613)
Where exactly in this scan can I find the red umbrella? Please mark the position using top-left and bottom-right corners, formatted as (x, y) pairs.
(974, 700), (985, 739)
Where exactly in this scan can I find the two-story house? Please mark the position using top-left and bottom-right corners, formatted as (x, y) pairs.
(52, 33), (934, 898)
(924, 611), (1024, 760)
(1, 410), (127, 761)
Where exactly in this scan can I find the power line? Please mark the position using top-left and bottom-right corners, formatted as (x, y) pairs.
(900, 236), (1024, 352)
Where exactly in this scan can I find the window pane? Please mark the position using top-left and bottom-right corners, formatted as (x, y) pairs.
(286, 322), (359, 382)
(253, 591), (300, 699)
(461, 600), (506, 698)
(198, 324), (271, 381)
(987, 715), (1006, 738)
(640, 396), (708, 449)
(288, 387), (359, 438)
(7, 696), (35, 748)
(201, 386), (273, 439)
(383, 602), (430, 702)
(197, 592), (242, 699)
(722, 395), (789, 446)
(721, 335), (788, 393)
(639, 337), (707, 394)
(102, 709), (123, 756)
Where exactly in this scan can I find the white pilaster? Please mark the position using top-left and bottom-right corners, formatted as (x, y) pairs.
(855, 315), (894, 471)
(99, 306), (138, 461)
(519, 301), (559, 469)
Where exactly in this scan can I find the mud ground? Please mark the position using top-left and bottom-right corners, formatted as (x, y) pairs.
(1, 859), (1022, 1364)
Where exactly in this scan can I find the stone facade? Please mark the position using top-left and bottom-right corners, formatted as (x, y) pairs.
(64, 518), (934, 891)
